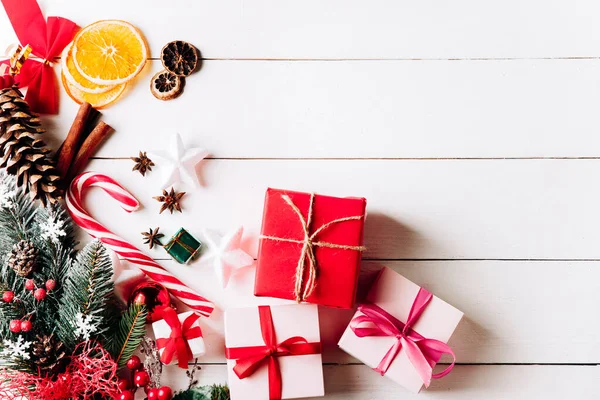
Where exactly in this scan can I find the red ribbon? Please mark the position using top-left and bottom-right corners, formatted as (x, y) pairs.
(225, 306), (322, 400)
(155, 308), (203, 369)
(1, 0), (78, 114)
(350, 289), (456, 387)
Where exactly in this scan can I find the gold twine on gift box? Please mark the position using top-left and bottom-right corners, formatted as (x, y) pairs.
(260, 193), (366, 302)
(8, 44), (31, 76)
(164, 229), (201, 259)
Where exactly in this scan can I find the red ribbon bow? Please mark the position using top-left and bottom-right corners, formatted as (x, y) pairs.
(225, 306), (322, 400)
(1, 0), (78, 114)
(350, 288), (456, 387)
(156, 308), (203, 369)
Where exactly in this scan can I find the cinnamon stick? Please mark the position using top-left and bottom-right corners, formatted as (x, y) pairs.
(56, 102), (93, 178)
(67, 121), (113, 181)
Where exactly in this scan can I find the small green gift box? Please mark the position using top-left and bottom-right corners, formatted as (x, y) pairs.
(164, 228), (202, 264)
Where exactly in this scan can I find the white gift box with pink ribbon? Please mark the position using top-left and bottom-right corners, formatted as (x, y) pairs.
(338, 267), (464, 393)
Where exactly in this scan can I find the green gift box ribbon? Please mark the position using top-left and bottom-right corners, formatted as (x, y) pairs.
(164, 228), (202, 264)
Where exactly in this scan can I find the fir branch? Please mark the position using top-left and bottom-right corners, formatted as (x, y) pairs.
(33, 205), (76, 287)
(56, 241), (115, 351)
(0, 176), (77, 338)
(0, 296), (26, 338)
(0, 173), (36, 252)
(173, 385), (230, 400)
(108, 303), (147, 369)
(32, 206), (77, 334)
(33, 204), (76, 258)
(0, 174), (36, 294)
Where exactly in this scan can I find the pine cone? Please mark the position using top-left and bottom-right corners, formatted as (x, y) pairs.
(0, 87), (62, 206)
(8, 240), (38, 277)
(31, 333), (67, 376)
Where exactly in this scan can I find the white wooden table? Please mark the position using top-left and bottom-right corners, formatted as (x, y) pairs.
(2, 1), (600, 398)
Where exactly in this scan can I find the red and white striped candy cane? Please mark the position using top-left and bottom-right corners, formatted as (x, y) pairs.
(66, 172), (214, 317)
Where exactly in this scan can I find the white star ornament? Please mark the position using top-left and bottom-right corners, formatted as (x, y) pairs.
(148, 133), (208, 188)
(201, 226), (254, 288)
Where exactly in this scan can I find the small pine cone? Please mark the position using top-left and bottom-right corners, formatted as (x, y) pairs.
(31, 334), (67, 376)
(8, 240), (38, 277)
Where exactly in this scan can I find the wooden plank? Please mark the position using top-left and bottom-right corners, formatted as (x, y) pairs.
(159, 364), (600, 399)
(3, 1), (600, 59)
(37, 59), (600, 158)
(83, 158), (600, 260)
(140, 259), (600, 364)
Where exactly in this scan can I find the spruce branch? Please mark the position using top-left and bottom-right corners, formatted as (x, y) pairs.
(30, 205), (77, 333)
(56, 240), (115, 351)
(0, 175), (76, 334)
(33, 205), (76, 279)
(0, 173), (36, 251)
(108, 303), (147, 369)
(173, 385), (231, 400)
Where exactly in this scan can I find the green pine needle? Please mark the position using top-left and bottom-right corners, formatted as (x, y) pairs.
(0, 175), (78, 345)
(0, 173), (36, 253)
(173, 385), (230, 400)
(108, 302), (148, 369)
(56, 240), (115, 351)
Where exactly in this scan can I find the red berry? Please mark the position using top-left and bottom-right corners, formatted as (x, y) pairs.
(134, 370), (150, 387)
(2, 291), (14, 303)
(117, 377), (129, 391)
(25, 279), (35, 291)
(45, 279), (56, 291)
(147, 388), (159, 400)
(126, 355), (141, 370)
(33, 288), (46, 301)
(116, 392), (134, 400)
(9, 320), (21, 333)
(157, 386), (173, 400)
(20, 320), (32, 332)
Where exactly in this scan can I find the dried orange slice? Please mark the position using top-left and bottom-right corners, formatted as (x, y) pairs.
(61, 43), (115, 94)
(72, 20), (148, 85)
(61, 72), (126, 109)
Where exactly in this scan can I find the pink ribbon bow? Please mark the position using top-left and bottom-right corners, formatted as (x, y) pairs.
(1, 0), (79, 114)
(350, 288), (456, 387)
(156, 308), (203, 369)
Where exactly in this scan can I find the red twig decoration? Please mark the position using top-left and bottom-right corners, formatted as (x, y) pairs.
(0, 341), (120, 399)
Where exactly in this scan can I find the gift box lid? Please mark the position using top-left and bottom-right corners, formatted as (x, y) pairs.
(259, 188), (366, 248)
(367, 267), (464, 343)
(255, 188), (367, 309)
(164, 228), (202, 264)
(151, 310), (207, 364)
(225, 304), (324, 399)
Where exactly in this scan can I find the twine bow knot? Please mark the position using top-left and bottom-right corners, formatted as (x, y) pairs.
(261, 193), (366, 302)
(350, 289), (456, 387)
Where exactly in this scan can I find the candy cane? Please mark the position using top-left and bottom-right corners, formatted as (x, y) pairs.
(66, 172), (214, 317)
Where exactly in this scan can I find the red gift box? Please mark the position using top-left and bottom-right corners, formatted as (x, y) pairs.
(254, 188), (367, 309)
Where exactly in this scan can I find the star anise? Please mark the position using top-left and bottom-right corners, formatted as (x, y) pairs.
(131, 151), (155, 176)
(142, 227), (164, 249)
(153, 188), (185, 214)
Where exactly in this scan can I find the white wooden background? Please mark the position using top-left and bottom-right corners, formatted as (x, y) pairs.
(3, 1), (600, 398)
